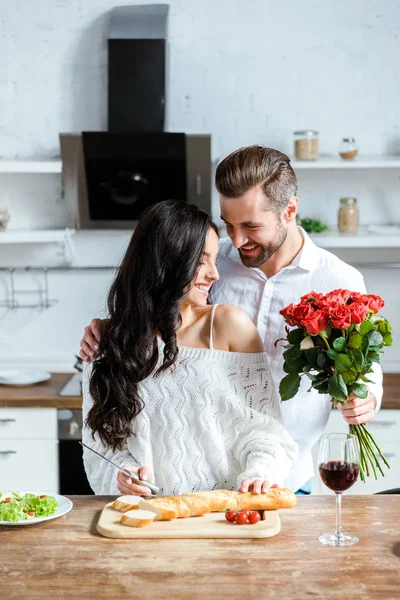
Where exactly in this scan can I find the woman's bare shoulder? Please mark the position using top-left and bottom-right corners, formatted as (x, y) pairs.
(212, 304), (264, 353)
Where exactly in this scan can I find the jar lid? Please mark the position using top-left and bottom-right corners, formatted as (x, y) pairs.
(342, 137), (355, 143)
(340, 197), (357, 204)
(294, 130), (318, 136)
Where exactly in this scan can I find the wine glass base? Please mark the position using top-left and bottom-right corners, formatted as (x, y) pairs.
(319, 532), (359, 546)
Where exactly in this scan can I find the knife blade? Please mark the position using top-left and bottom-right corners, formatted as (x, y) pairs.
(80, 441), (159, 494)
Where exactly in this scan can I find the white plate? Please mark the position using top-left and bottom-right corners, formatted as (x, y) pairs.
(0, 492), (73, 526)
(0, 370), (51, 386)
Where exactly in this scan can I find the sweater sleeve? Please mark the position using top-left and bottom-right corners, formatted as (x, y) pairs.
(81, 363), (139, 495)
(230, 359), (299, 488)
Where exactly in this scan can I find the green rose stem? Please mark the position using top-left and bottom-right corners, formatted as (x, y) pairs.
(348, 422), (390, 481)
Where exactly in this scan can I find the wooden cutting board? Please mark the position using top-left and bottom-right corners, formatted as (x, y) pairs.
(97, 502), (281, 539)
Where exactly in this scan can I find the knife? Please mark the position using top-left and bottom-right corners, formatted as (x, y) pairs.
(80, 441), (159, 495)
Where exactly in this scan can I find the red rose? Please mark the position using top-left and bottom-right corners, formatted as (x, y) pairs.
(301, 309), (329, 335)
(363, 294), (385, 314)
(280, 304), (297, 326)
(300, 291), (324, 305)
(291, 302), (316, 325)
(349, 302), (369, 324)
(322, 289), (352, 306)
(329, 305), (352, 330)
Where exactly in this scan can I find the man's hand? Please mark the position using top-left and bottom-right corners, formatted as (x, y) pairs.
(238, 480), (279, 494)
(338, 391), (377, 425)
(79, 318), (106, 362)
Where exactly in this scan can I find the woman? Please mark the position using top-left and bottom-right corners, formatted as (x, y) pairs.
(82, 200), (297, 496)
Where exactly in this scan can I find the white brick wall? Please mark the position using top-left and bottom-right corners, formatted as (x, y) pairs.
(0, 0), (399, 369)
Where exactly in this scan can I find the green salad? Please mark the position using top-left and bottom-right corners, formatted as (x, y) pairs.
(0, 492), (58, 523)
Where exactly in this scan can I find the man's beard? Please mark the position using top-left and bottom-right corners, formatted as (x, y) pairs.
(238, 225), (288, 269)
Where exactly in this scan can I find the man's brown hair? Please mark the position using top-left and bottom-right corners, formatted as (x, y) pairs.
(215, 145), (298, 213)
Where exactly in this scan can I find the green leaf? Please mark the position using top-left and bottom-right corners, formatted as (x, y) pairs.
(360, 374), (374, 383)
(300, 335), (314, 350)
(368, 351), (381, 363)
(335, 353), (353, 373)
(316, 351), (328, 369)
(367, 330), (383, 347)
(327, 349), (338, 360)
(341, 370), (357, 385)
(383, 333), (393, 347)
(279, 373), (301, 401)
(283, 357), (308, 374)
(283, 345), (302, 364)
(359, 321), (375, 335)
(378, 322), (388, 335)
(351, 382), (368, 399)
(348, 333), (363, 349)
(349, 348), (364, 371)
(287, 328), (306, 345)
(305, 348), (321, 369)
(312, 380), (329, 394)
(328, 374), (349, 403)
(333, 337), (347, 352)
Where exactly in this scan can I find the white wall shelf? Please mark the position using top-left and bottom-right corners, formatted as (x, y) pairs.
(0, 229), (74, 244)
(309, 227), (400, 248)
(0, 160), (62, 173)
(0, 229), (78, 265)
(291, 155), (400, 169)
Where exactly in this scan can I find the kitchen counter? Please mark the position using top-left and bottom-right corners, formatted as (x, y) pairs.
(0, 372), (399, 409)
(0, 372), (81, 409)
(1, 495), (399, 599)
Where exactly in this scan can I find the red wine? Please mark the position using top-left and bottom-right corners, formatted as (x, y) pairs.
(319, 460), (359, 492)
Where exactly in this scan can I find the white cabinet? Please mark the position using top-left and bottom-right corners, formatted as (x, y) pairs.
(313, 409), (400, 495)
(0, 408), (59, 493)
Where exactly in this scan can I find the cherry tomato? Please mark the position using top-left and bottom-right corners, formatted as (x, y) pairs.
(39, 495), (47, 499)
(4, 498), (11, 503)
(236, 510), (249, 525)
(225, 510), (237, 523)
(27, 511), (35, 517)
(248, 511), (261, 525)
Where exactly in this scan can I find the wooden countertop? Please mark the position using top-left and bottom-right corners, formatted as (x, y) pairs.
(0, 372), (399, 410)
(2, 495), (399, 599)
(0, 372), (82, 409)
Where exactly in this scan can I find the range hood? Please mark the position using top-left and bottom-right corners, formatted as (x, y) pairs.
(60, 4), (211, 229)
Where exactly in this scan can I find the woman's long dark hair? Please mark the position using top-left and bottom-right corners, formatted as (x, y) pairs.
(86, 200), (218, 450)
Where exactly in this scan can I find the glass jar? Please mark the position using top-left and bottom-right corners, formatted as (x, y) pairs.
(294, 130), (319, 160)
(0, 207), (10, 231)
(338, 198), (359, 233)
(338, 138), (359, 160)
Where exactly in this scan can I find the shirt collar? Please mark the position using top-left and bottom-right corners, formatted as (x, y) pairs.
(292, 227), (318, 272)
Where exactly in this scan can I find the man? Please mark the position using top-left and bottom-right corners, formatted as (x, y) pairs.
(80, 145), (382, 494)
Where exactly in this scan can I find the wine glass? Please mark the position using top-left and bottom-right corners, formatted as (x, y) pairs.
(318, 433), (360, 546)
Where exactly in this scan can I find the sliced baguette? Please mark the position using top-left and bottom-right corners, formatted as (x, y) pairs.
(111, 495), (142, 512)
(120, 509), (156, 528)
(138, 488), (296, 521)
(139, 499), (178, 521)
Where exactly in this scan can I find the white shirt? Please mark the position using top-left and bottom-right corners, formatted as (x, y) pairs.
(82, 342), (298, 495)
(210, 228), (383, 492)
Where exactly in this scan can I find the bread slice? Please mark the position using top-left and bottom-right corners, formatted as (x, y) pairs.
(111, 495), (141, 512)
(120, 509), (156, 528)
(139, 499), (178, 521)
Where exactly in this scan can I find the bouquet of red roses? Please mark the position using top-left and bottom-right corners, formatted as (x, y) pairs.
(278, 289), (392, 482)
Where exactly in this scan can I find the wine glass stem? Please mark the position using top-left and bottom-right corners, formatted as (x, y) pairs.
(335, 492), (343, 535)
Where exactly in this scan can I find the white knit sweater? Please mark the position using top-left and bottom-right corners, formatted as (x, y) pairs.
(82, 343), (298, 496)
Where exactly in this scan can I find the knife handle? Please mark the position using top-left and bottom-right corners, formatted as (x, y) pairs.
(121, 468), (160, 494)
